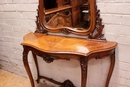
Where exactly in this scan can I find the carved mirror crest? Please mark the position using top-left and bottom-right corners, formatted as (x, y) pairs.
(36, 0), (104, 39)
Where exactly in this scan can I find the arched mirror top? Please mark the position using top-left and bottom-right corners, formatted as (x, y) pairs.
(36, 0), (104, 39)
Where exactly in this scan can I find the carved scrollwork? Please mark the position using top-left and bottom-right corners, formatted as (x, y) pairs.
(28, 46), (59, 63)
(35, 8), (48, 34)
(23, 46), (29, 64)
(36, 0), (106, 40)
(61, 28), (71, 34)
(40, 54), (59, 63)
(80, 57), (88, 78)
(89, 6), (106, 40)
(61, 80), (75, 87)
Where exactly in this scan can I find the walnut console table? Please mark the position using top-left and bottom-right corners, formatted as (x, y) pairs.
(21, 32), (117, 87)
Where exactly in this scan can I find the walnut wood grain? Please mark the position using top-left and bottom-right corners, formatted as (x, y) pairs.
(21, 32), (117, 56)
(21, 32), (117, 87)
(22, 0), (117, 87)
(22, 46), (35, 87)
(37, 0), (98, 36)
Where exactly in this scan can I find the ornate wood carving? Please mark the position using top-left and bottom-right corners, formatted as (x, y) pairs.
(35, 8), (48, 34)
(80, 57), (88, 78)
(22, 46), (35, 87)
(88, 8), (105, 39)
(61, 28), (71, 34)
(22, 43), (117, 87)
(26, 46), (59, 63)
(80, 57), (88, 87)
(37, 0), (105, 38)
(21, 0), (117, 87)
(41, 54), (59, 63)
(61, 80), (75, 87)
(39, 76), (75, 87)
(23, 46), (29, 65)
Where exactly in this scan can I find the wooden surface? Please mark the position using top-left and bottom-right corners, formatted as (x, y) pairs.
(37, 0), (102, 37)
(21, 32), (117, 56)
(22, 0), (117, 87)
(22, 1), (117, 87)
(21, 32), (117, 87)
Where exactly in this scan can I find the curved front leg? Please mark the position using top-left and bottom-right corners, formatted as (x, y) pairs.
(23, 46), (35, 87)
(32, 52), (40, 83)
(80, 57), (88, 87)
(105, 51), (115, 87)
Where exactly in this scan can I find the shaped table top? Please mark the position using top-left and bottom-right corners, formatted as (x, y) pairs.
(21, 32), (117, 56)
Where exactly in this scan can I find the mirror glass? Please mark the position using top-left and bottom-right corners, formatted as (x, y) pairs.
(37, 0), (104, 38)
(43, 0), (90, 30)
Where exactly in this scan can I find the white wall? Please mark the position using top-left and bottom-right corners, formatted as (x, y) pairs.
(97, 0), (130, 87)
(0, 0), (38, 76)
(0, 0), (130, 87)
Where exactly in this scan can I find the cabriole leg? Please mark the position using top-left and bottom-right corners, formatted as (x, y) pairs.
(105, 51), (115, 87)
(80, 57), (88, 87)
(23, 46), (35, 87)
(32, 52), (40, 83)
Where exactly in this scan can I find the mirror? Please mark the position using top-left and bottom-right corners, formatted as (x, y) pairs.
(44, 0), (89, 29)
(37, 0), (104, 39)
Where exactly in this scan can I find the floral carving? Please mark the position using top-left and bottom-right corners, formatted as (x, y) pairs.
(89, 8), (105, 40)
(41, 54), (59, 63)
(61, 28), (71, 34)
(22, 46), (29, 64)
(61, 80), (75, 87)
(80, 57), (88, 78)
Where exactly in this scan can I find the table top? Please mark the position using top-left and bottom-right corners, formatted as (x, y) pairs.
(21, 32), (117, 56)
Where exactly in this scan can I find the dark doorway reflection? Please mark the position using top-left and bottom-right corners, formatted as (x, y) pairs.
(44, 0), (57, 9)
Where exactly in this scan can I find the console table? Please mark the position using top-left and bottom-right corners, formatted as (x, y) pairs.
(21, 32), (117, 87)
(21, 0), (117, 86)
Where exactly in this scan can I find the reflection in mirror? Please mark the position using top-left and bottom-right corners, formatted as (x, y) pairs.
(43, 0), (90, 30)
(44, 0), (58, 10)
(37, 0), (104, 39)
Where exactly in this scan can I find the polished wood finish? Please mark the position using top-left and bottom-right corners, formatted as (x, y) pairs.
(22, 32), (117, 87)
(22, 32), (116, 56)
(36, 0), (105, 39)
(22, 0), (117, 87)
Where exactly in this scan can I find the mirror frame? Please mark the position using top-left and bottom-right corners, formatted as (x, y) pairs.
(36, 0), (104, 39)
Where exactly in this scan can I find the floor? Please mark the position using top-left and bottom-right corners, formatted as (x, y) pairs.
(0, 69), (51, 87)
